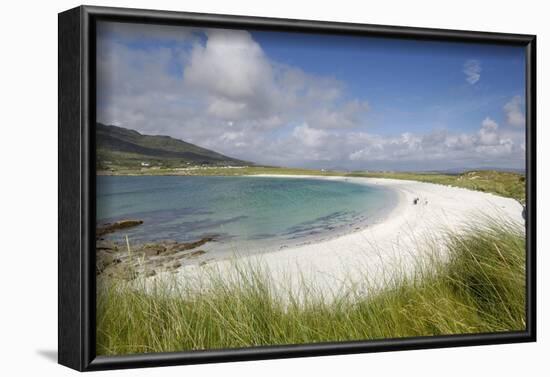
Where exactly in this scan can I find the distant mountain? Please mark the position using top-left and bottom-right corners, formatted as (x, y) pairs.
(96, 123), (249, 169)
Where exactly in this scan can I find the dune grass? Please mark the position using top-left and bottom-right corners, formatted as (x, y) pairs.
(96, 219), (525, 356)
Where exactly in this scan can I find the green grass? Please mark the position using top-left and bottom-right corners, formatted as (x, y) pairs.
(347, 170), (526, 203)
(96, 218), (525, 356)
(97, 164), (342, 177)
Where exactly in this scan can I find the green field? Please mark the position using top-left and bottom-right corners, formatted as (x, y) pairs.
(97, 218), (525, 355)
(98, 164), (339, 177)
(349, 170), (526, 204)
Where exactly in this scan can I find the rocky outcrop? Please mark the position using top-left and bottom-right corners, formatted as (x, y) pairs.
(96, 219), (144, 237)
(96, 235), (216, 280)
(95, 218), (216, 280)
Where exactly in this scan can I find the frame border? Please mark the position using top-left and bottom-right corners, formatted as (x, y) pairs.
(58, 5), (537, 371)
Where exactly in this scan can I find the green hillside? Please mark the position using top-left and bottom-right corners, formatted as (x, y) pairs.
(96, 123), (249, 170)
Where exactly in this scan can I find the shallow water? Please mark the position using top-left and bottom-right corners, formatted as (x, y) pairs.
(97, 176), (396, 257)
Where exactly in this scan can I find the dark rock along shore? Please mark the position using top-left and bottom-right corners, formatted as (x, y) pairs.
(96, 220), (214, 280)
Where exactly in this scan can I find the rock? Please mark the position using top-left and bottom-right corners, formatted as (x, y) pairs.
(141, 243), (166, 257)
(108, 264), (138, 281)
(186, 250), (206, 259)
(96, 239), (118, 251)
(96, 264), (106, 275)
(152, 259), (166, 267)
(96, 219), (144, 238)
(96, 235), (214, 279)
(178, 236), (215, 251)
(102, 254), (116, 266)
(96, 250), (122, 274)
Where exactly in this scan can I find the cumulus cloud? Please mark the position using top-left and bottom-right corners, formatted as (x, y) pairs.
(479, 117), (499, 145)
(224, 116), (522, 170)
(183, 29), (275, 113)
(347, 117), (522, 168)
(503, 95), (525, 127)
(97, 26), (370, 146)
(463, 59), (481, 84)
(96, 23), (524, 170)
(292, 124), (330, 148)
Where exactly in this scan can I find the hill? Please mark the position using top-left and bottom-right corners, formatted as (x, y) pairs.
(96, 123), (249, 170)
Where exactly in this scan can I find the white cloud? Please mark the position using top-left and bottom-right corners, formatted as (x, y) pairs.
(98, 26), (370, 144)
(306, 100), (370, 129)
(184, 30), (274, 103)
(220, 131), (248, 148)
(463, 59), (481, 84)
(479, 117), (499, 145)
(347, 117), (523, 168)
(206, 98), (248, 119)
(503, 95), (525, 127)
(96, 24), (524, 170)
(481, 117), (498, 130)
(292, 124), (330, 148)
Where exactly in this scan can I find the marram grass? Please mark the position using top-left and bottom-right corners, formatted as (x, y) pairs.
(96, 218), (525, 356)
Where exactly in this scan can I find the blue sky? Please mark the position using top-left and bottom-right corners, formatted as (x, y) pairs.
(97, 22), (526, 171)
(254, 31), (525, 137)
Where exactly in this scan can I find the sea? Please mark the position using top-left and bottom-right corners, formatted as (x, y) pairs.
(96, 176), (397, 257)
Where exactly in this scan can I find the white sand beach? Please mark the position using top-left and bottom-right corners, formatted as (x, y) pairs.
(169, 175), (524, 299)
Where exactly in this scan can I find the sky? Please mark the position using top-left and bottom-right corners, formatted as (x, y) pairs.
(96, 21), (526, 171)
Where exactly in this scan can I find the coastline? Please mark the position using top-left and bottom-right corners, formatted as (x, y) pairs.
(160, 175), (524, 299)
(215, 174), (401, 257)
(246, 174), (402, 251)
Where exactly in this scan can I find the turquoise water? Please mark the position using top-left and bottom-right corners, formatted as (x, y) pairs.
(97, 176), (396, 256)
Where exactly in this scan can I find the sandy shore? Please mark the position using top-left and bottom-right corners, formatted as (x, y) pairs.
(168, 175), (524, 299)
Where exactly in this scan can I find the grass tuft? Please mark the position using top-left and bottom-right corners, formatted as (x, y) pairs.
(97, 219), (525, 356)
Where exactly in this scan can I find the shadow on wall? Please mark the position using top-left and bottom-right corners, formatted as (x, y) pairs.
(36, 349), (57, 363)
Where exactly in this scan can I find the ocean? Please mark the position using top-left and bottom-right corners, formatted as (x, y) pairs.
(97, 176), (396, 257)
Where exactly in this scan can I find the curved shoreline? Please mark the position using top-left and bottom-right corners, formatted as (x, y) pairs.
(168, 175), (524, 298)
(245, 174), (402, 252)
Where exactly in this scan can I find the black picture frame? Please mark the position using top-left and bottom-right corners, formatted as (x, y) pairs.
(58, 5), (537, 372)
